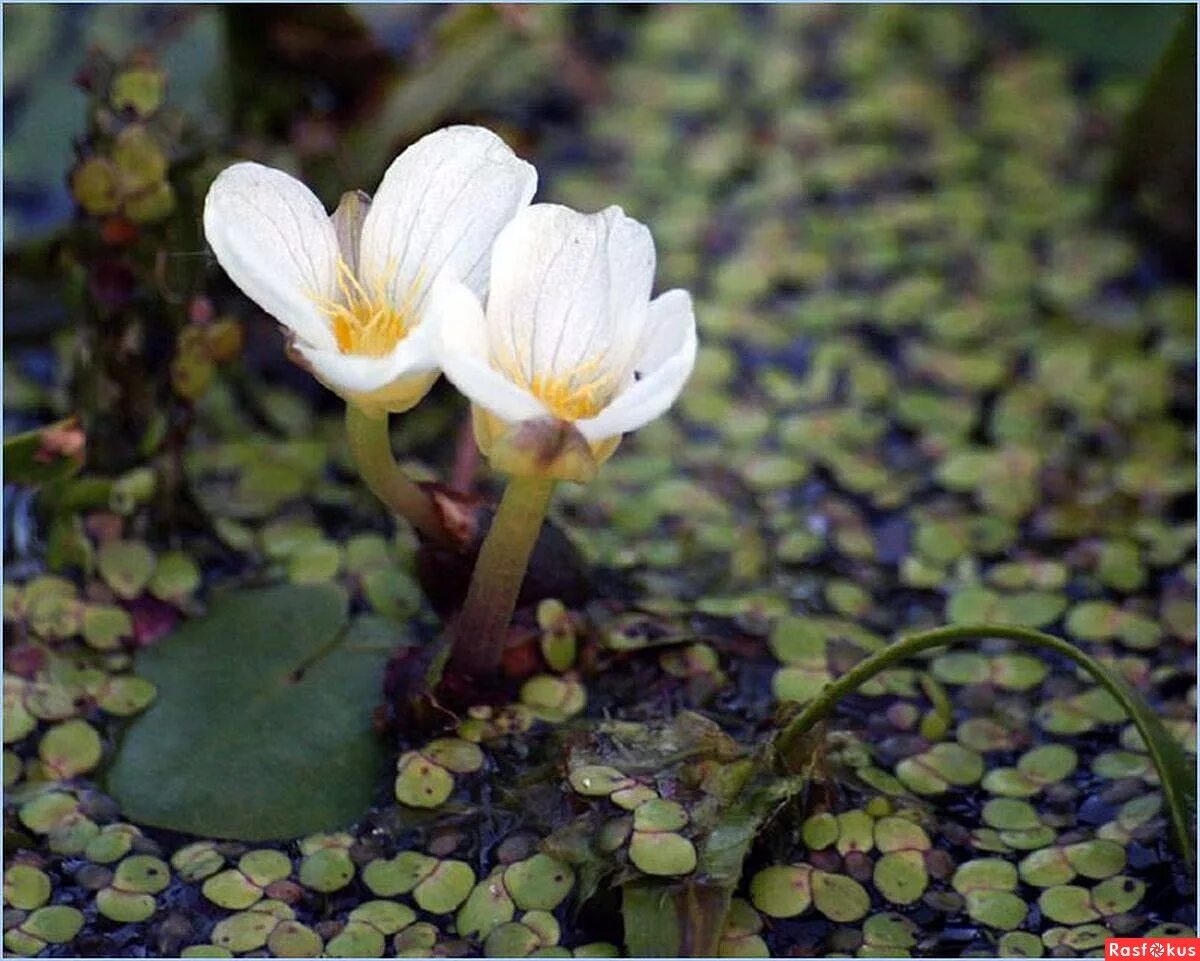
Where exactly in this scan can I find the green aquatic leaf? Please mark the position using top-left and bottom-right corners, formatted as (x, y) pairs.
(107, 585), (396, 840)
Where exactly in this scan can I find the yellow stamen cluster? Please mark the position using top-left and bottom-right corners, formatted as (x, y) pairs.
(314, 259), (415, 358)
(497, 353), (617, 421)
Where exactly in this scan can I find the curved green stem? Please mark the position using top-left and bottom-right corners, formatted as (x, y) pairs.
(345, 404), (450, 546)
(776, 623), (1196, 868)
(448, 475), (555, 675)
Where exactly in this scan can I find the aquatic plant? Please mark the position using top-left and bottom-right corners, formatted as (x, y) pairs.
(435, 203), (697, 673)
(203, 124), (536, 542)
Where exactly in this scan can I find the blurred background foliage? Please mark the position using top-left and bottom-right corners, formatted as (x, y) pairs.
(2, 7), (1196, 956)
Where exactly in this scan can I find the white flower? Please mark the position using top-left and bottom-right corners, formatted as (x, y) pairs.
(434, 203), (697, 480)
(203, 125), (537, 415)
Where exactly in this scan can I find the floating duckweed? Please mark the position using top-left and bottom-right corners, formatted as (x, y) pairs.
(568, 765), (634, 797)
(413, 859), (475, 914)
(20, 791), (80, 833)
(298, 844), (355, 893)
(23, 576), (81, 639)
(4, 749), (21, 787)
(524, 910), (561, 944)
(930, 652), (1048, 690)
(211, 907), (287, 953)
(485, 921), (543, 957)
(952, 858), (1027, 930)
(503, 854), (575, 911)
(5, 688), (37, 743)
(239, 849), (292, 887)
(172, 841), (225, 882)
(1091, 875), (1146, 915)
(1019, 838), (1126, 889)
(1100, 793), (1164, 843)
(325, 921), (385, 958)
(998, 930), (1044, 957)
(1038, 885), (1100, 925)
(811, 869), (871, 922)
(633, 799), (688, 833)
(1093, 750), (1154, 781)
(982, 798), (1041, 832)
(38, 718), (103, 778)
(1044, 923), (1111, 951)
(1066, 840), (1127, 880)
(982, 744), (1078, 797)
(180, 946), (233, 958)
(90, 675), (157, 716)
(457, 869), (516, 940)
(423, 738), (485, 773)
(266, 919), (323, 957)
(395, 750), (456, 808)
(750, 864), (812, 918)
(572, 942), (621, 958)
(895, 742), (984, 795)
(96, 886), (157, 923)
(97, 539), (156, 599)
(81, 604), (134, 650)
(860, 912), (919, 957)
(873, 816), (932, 905)
(113, 854), (170, 893)
(611, 783), (659, 810)
(835, 809), (875, 854)
(520, 675), (587, 722)
(717, 898), (769, 957)
(769, 622), (840, 699)
(394, 922), (440, 956)
(363, 851), (437, 896)
(287, 539), (344, 584)
(94, 854), (169, 922)
(5, 904), (85, 953)
(538, 599), (577, 672)
(630, 829), (698, 877)
(802, 811), (839, 850)
(4, 864), (51, 910)
(1036, 685), (1127, 735)
(203, 868), (265, 909)
(350, 899), (418, 934)
(149, 552), (202, 604)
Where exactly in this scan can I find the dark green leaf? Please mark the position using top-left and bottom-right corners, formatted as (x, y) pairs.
(107, 585), (398, 841)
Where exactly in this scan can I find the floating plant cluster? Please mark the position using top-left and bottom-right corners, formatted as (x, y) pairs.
(3, 5), (1195, 958)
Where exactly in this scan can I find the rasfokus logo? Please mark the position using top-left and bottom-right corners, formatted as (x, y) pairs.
(1107, 939), (1200, 959)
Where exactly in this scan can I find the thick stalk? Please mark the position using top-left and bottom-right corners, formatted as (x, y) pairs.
(344, 404), (449, 546)
(448, 475), (555, 675)
(775, 623), (1196, 868)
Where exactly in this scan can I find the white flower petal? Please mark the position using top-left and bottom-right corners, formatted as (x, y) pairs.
(295, 321), (439, 395)
(358, 126), (537, 316)
(204, 162), (340, 351)
(487, 203), (650, 383)
(430, 281), (549, 424)
(600, 205), (656, 355)
(574, 289), (697, 443)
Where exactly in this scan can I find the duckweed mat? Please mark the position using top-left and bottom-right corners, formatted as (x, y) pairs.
(4, 6), (1196, 958)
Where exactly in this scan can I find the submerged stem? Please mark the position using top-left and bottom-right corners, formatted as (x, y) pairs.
(448, 475), (555, 675)
(775, 623), (1196, 867)
(344, 404), (450, 546)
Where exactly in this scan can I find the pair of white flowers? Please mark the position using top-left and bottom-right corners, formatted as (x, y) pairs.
(203, 125), (696, 480)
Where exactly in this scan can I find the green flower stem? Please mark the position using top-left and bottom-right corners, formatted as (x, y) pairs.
(448, 475), (555, 675)
(345, 404), (450, 546)
(775, 623), (1196, 868)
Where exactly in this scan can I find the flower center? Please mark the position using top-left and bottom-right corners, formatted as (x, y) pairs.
(497, 354), (618, 421)
(315, 259), (415, 358)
